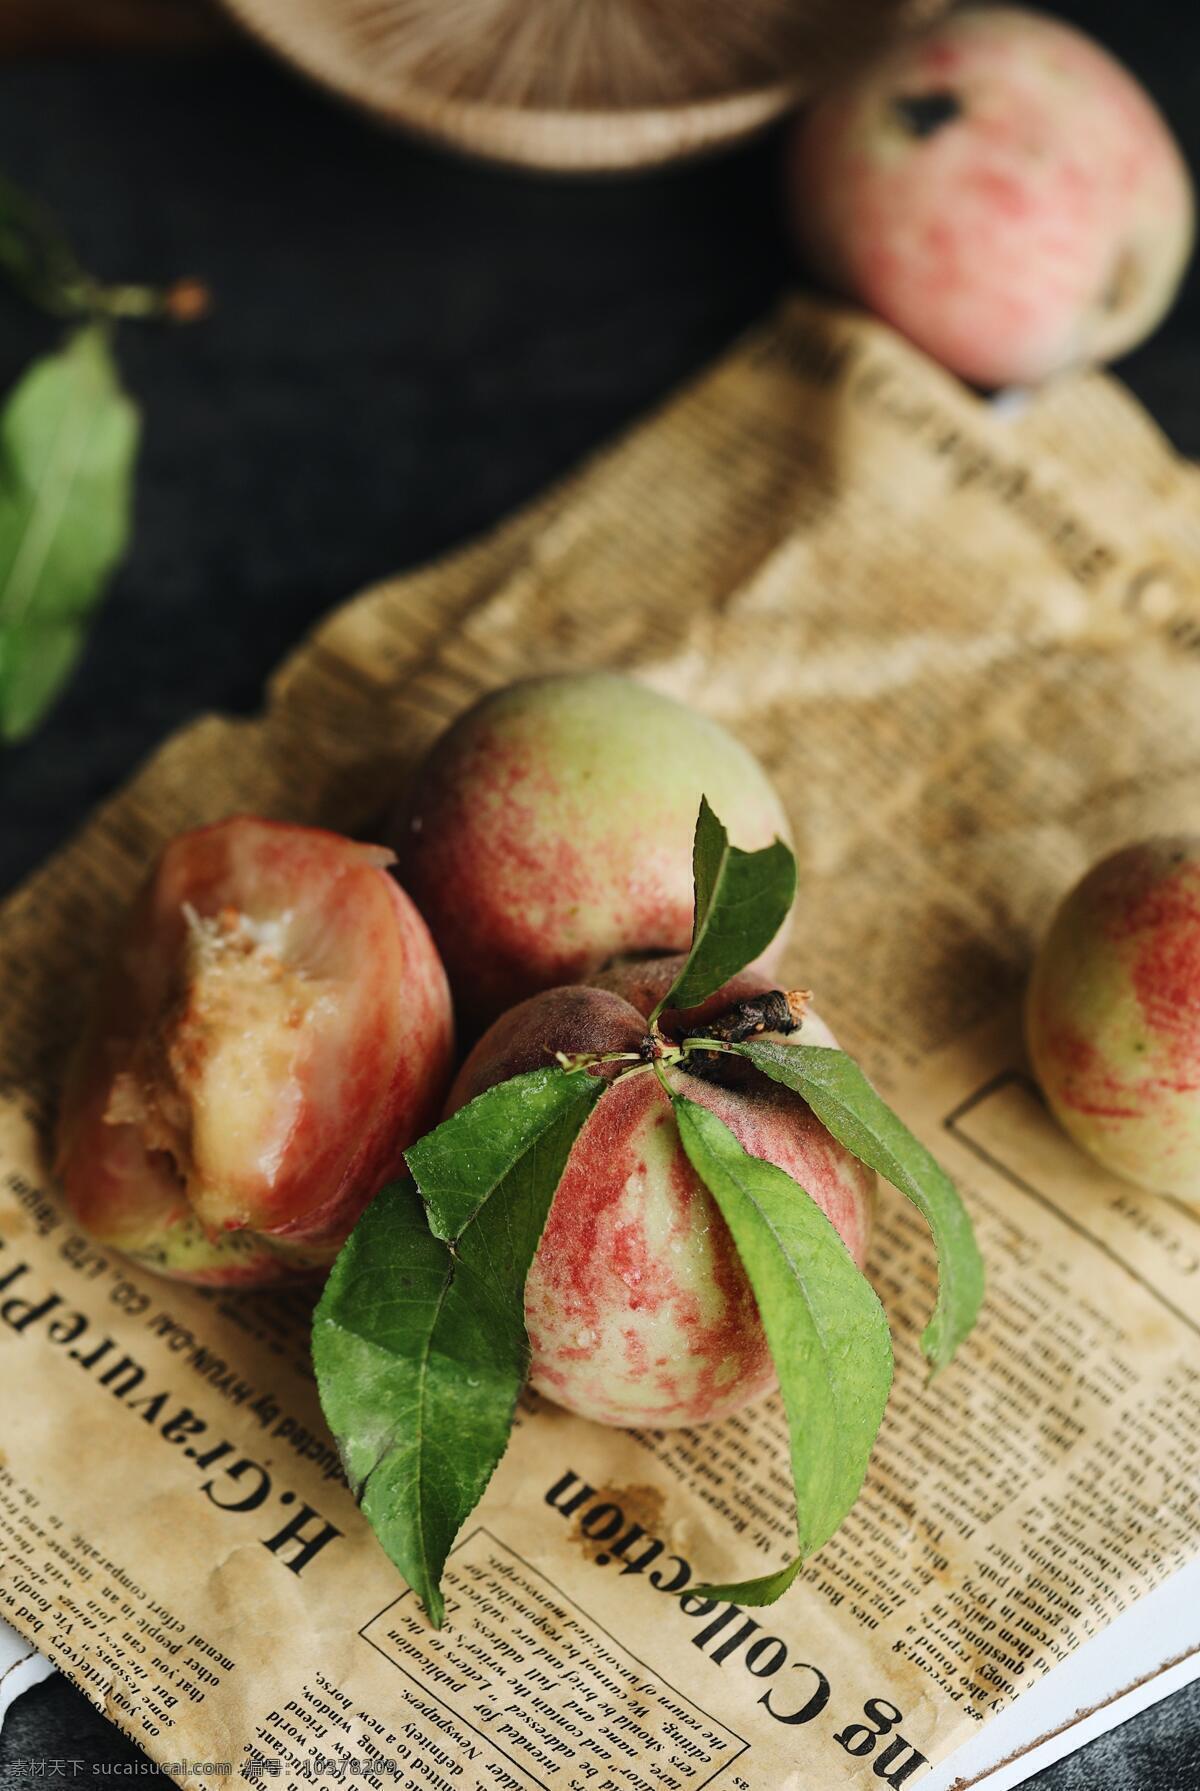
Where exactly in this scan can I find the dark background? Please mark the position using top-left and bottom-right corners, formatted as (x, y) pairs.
(0, 1), (1197, 1784)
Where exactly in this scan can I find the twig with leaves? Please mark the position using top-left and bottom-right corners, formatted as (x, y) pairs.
(0, 168), (207, 743)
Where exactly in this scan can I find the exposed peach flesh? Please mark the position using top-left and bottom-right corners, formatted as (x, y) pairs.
(56, 817), (454, 1280)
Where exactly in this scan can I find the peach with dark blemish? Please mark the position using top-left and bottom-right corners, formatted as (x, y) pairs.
(449, 958), (875, 1428)
(392, 674), (792, 1036)
(785, 7), (1193, 386)
(1026, 838), (1200, 1201)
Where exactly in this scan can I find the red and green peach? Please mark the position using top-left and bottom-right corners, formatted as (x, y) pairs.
(393, 673), (793, 1034)
(450, 958), (875, 1428)
(1026, 837), (1200, 1201)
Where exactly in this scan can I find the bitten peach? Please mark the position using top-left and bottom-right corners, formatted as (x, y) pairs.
(1026, 837), (1200, 1201)
(393, 673), (793, 1034)
(450, 958), (875, 1428)
(786, 7), (1194, 386)
(56, 817), (454, 1284)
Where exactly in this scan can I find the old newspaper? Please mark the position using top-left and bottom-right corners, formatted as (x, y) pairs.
(0, 298), (1198, 1789)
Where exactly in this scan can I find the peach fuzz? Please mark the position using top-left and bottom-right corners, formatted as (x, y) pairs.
(56, 816), (454, 1284)
(392, 673), (793, 1035)
(1026, 837), (1200, 1201)
(786, 7), (1194, 386)
(450, 959), (875, 1428)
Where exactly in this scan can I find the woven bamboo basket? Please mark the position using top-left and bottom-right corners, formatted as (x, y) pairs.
(219, 0), (950, 172)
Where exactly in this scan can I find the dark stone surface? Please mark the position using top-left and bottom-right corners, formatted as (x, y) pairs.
(0, 3), (1196, 1786)
(0, 46), (791, 892)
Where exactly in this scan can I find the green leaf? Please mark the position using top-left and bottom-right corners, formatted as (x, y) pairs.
(654, 798), (795, 1021)
(736, 1041), (984, 1373)
(314, 1180), (461, 1625)
(688, 1555), (807, 1607)
(315, 1070), (602, 1625)
(0, 323), (139, 742)
(672, 1092), (892, 1582)
(406, 1066), (603, 1243)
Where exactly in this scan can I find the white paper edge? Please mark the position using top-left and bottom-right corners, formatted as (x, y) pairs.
(924, 1558), (1200, 1790)
(0, 1615), (55, 1733)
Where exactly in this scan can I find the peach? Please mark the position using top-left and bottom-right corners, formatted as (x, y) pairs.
(1026, 837), (1200, 1201)
(785, 7), (1194, 386)
(449, 958), (875, 1427)
(392, 673), (793, 1034)
(56, 817), (454, 1284)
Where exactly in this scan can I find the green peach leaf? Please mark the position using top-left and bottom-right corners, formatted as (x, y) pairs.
(737, 1040), (984, 1373)
(0, 323), (139, 742)
(672, 1092), (892, 1587)
(406, 1066), (603, 1243)
(654, 798), (796, 1021)
(314, 1180), (463, 1627)
(315, 1069), (602, 1626)
(687, 1555), (806, 1607)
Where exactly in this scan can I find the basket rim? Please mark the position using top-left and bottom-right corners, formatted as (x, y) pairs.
(218, 0), (943, 169)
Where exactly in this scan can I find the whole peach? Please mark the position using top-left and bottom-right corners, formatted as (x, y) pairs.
(56, 817), (454, 1284)
(393, 673), (792, 1033)
(449, 959), (875, 1428)
(1026, 838), (1200, 1201)
(786, 7), (1194, 386)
